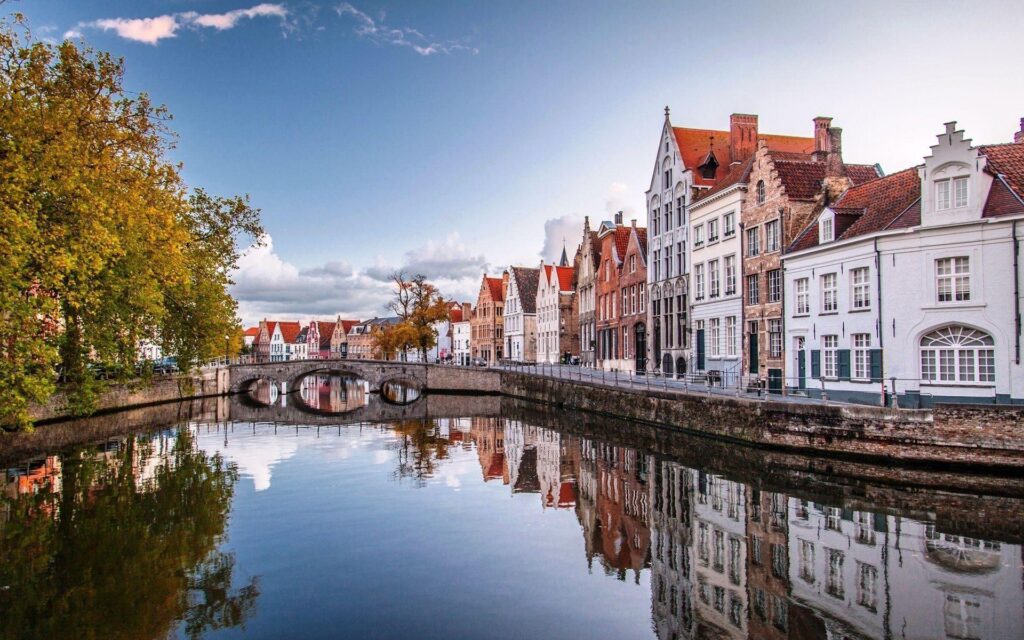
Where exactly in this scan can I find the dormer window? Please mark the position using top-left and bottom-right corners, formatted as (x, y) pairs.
(936, 176), (968, 210)
(820, 216), (834, 243)
(698, 153), (719, 180)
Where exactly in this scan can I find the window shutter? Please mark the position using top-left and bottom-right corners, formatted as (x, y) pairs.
(810, 350), (821, 378)
(869, 349), (883, 383)
(838, 349), (851, 380)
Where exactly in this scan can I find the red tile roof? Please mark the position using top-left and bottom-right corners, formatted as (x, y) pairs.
(338, 319), (360, 334)
(673, 127), (814, 187)
(485, 276), (504, 303)
(613, 227), (631, 262)
(773, 161), (882, 201)
(633, 227), (648, 257)
(554, 265), (574, 292)
(315, 321), (335, 349)
(696, 155), (756, 201)
(980, 143), (1024, 216)
(278, 321), (302, 344)
(244, 327), (260, 337)
(789, 167), (921, 253)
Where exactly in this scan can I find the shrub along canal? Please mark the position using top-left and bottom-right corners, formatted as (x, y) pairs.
(1, 373), (1021, 639)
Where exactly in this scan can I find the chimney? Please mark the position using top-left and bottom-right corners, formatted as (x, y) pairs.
(614, 210), (623, 226)
(1015, 117), (1024, 144)
(631, 218), (637, 227)
(813, 116), (833, 162)
(729, 113), (758, 160)
(826, 127), (845, 177)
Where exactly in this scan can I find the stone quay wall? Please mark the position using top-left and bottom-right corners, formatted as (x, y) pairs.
(499, 371), (1024, 470)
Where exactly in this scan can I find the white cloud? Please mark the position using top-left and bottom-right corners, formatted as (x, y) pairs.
(65, 3), (290, 45)
(230, 233), (487, 326)
(335, 3), (478, 56)
(539, 215), (584, 264)
(190, 3), (288, 30)
(609, 181), (628, 193)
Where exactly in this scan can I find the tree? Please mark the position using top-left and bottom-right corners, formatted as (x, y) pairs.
(384, 271), (450, 361)
(0, 18), (263, 426)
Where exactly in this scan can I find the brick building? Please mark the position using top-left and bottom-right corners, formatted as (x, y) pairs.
(471, 272), (508, 364)
(741, 120), (880, 391)
(611, 221), (648, 372)
(595, 213), (631, 369)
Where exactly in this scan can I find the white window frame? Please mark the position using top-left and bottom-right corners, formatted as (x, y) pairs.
(695, 263), (705, 300)
(709, 259), (720, 298)
(936, 257), (971, 303)
(820, 216), (834, 243)
(724, 255), (736, 295)
(725, 317), (737, 357)
(795, 278), (809, 315)
(821, 273), (838, 313)
(709, 318), (721, 357)
(765, 220), (779, 253)
(746, 227), (760, 257)
(823, 335), (838, 379)
(724, 212), (735, 237)
(851, 267), (871, 310)
(853, 333), (871, 380)
(767, 269), (781, 303)
(920, 325), (995, 385)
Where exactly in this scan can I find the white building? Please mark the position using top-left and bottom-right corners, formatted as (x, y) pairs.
(784, 120), (1024, 406)
(691, 471), (748, 639)
(536, 262), (575, 363)
(504, 267), (538, 362)
(137, 339), (162, 362)
(453, 319), (471, 366)
(688, 161), (747, 383)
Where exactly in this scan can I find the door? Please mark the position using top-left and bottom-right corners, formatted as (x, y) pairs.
(767, 368), (783, 394)
(749, 333), (759, 374)
(696, 329), (706, 371)
(798, 349), (806, 390)
(634, 324), (647, 372)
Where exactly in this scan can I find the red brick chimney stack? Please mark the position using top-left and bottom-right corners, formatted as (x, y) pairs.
(826, 127), (845, 178)
(813, 116), (833, 162)
(729, 113), (758, 161)
(1015, 117), (1024, 144)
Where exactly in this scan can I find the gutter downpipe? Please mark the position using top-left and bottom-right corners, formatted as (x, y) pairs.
(1014, 220), (1021, 365)
(874, 237), (886, 406)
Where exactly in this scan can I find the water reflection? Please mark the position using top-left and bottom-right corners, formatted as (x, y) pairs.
(244, 377), (280, 406)
(0, 430), (258, 640)
(380, 380), (421, 405)
(2, 402), (1022, 640)
(296, 374), (369, 413)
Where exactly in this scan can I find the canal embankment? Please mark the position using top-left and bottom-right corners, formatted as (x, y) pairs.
(499, 370), (1024, 470)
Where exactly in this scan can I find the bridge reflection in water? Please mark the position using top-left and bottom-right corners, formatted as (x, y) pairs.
(2, 391), (1022, 640)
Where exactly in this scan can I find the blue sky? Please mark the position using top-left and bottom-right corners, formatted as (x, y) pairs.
(20, 0), (1024, 323)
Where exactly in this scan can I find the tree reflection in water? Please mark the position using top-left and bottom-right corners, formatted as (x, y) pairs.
(0, 429), (258, 640)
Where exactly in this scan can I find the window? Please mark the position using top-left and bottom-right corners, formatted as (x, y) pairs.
(629, 255), (636, 273)
(823, 335), (838, 378)
(664, 251), (671, 279)
(936, 176), (969, 210)
(795, 278), (809, 315)
(724, 212), (735, 237)
(936, 257), (971, 302)
(851, 267), (871, 309)
(746, 227), (760, 256)
(853, 334), (871, 380)
(826, 549), (845, 599)
(653, 250), (660, 281)
(820, 216), (834, 242)
(708, 219), (719, 243)
(756, 179), (766, 204)
(676, 196), (684, 227)
(821, 273), (838, 312)
(799, 540), (815, 584)
(652, 206), (660, 235)
(765, 220), (780, 252)
(664, 167), (671, 189)
(693, 224), (704, 248)
(724, 255), (736, 295)
(725, 317), (737, 357)
(746, 274), (760, 305)
(622, 288), (627, 316)
(639, 285), (645, 312)
(676, 241), (684, 276)
(767, 269), (781, 303)
(631, 285), (637, 315)
(664, 203), (671, 231)
(709, 318), (720, 357)
(920, 325), (995, 383)
(694, 264), (705, 300)
(709, 259), (720, 297)
(768, 319), (782, 358)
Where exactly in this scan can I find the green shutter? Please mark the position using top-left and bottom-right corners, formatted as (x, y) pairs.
(810, 350), (821, 379)
(838, 349), (851, 380)
(869, 349), (883, 383)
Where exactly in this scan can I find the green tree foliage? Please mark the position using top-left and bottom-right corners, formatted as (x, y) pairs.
(0, 429), (259, 639)
(0, 17), (263, 425)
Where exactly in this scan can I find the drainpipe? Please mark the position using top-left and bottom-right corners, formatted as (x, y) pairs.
(874, 237), (886, 406)
(1014, 220), (1021, 365)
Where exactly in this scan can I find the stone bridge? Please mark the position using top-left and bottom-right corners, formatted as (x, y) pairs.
(227, 359), (501, 395)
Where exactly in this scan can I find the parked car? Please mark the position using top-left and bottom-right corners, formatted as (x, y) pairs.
(472, 357), (487, 367)
(153, 357), (179, 374)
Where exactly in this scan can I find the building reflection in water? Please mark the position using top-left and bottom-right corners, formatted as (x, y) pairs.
(297, 374), (369, 413)
(3, 411), (1022, 640)
(450, 418), (1024, 640)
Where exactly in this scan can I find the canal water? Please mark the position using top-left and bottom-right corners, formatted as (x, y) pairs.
(1, 374), (1022, 640)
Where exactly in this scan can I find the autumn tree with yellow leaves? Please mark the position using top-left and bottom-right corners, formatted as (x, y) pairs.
(0, 16), (263, 425)
(372, 272), (451, 361)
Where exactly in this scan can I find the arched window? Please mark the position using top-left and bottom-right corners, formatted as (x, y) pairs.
(920, 326), (995, 383)
(756, 180), (766, 205)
